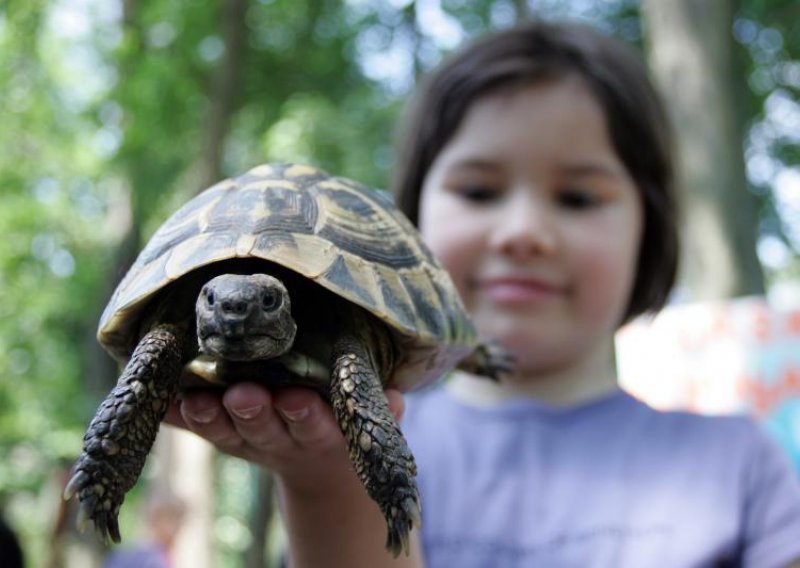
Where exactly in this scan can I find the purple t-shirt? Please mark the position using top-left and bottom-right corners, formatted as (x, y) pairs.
(103, 545), (170, 568)
(402, 387), (800, 568)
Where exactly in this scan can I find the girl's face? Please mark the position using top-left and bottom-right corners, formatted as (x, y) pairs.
(419, 78), (642, 378)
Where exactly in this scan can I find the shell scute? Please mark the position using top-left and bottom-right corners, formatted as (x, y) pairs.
(321, 254), (376, 308)
(377, 269), (417, 334)
(316, 187), (421, 269)
(402, 279), (447, 339)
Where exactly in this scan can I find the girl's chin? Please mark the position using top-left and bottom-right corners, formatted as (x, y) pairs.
(476, 323), (554, 350)
(475, 330), (569, 370)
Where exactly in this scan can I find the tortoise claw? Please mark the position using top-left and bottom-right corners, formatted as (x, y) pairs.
(385, 495), (421, 557)
(62, 470), (88, 502)
(459, 341), (516, 381)
(75, 499), (90, 533)
(66, 466), (122, 544)
(92, 506), (122, 544)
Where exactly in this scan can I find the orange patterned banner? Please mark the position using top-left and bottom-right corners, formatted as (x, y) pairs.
(616, 295), (800, 469)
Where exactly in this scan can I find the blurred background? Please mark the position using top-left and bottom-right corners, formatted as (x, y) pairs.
(1, 0), (798, 566)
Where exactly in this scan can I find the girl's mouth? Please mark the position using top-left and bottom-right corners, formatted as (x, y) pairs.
(475, 276), (566, 304)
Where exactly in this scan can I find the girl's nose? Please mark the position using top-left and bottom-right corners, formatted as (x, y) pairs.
(488, 193), (558, 258)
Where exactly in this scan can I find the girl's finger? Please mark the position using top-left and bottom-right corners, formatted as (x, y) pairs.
(220, 382), (294, 456)
(179, 389), (244, 452)
(272, 388), (345, 451)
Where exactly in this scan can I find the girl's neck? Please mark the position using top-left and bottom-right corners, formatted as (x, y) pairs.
(448, 339), (619, 407)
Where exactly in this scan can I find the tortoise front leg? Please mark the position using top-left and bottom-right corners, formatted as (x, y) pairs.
(64, 324), (184, 543)
(330, 336), (421, 557)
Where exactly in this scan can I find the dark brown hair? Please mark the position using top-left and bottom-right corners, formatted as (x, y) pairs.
(391, 20), (679, 322)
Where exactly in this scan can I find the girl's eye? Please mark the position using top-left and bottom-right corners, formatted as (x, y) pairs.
(454, 185), (501, 203)
(558, 188), (600, 210)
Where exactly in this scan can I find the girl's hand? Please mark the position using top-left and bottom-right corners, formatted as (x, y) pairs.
(163, 384), (422, 568)
(162, 382), (405, 493)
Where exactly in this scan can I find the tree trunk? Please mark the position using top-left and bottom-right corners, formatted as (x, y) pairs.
(512, 0), (531, 21)
(194, 0), (248, 191)
(403, 1), (424, 79)
(82, 184), (137, 398)
(641, 0), (764, 300)
(244, 468), (276, 568)
(158, 429), (215, 568)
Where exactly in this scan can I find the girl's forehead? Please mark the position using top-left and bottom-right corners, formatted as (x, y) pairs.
(437, 78), (621, 168)
(467, 76), (603, 127)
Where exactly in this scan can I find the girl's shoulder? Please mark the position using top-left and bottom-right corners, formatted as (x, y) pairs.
(629, 394), (781, 457)
(404, 383), (786, 466)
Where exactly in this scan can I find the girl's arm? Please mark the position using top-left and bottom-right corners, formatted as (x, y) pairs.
(163, 383), (424, 568)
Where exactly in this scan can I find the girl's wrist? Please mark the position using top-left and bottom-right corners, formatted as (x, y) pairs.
(274, 461), (364, 505)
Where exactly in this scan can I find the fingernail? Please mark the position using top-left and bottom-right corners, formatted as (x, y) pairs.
(278, 406), (310, 422)
(230, 405), (263, 420)
(188, 407), (218, 424)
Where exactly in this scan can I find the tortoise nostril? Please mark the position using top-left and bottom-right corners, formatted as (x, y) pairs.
(221, 299), (249, 315)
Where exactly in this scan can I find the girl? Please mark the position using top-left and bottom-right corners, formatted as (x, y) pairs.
(164, 20), (800, 568)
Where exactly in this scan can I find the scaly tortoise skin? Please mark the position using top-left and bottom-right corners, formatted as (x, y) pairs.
(64, 163), (510, 556)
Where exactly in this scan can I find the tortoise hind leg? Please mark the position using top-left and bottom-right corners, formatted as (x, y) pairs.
(64, 323), (184, 543)
(329, 336), (421, 557)
(457, 341), (516, 381)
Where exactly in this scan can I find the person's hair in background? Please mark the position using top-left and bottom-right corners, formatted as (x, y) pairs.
(392, 20), (679, 323)
(102, 488), (186, 568)
(0, 512), (24, 568)
(143, 488), (186, 552)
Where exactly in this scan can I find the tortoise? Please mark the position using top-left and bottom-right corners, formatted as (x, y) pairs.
(64, 163), (511, 556)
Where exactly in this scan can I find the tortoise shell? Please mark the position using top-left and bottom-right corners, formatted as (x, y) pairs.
(98, 163), (477, 391)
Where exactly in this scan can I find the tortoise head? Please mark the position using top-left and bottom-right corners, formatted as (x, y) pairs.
(196, 273), (297, 361)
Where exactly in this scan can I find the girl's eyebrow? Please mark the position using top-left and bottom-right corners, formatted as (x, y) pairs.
(447, 158), (501, 172)
(559, 161), (627, 179)
(446, 158), (629, 181)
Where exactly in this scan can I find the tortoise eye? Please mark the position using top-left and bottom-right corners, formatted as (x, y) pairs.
(206, 290), (215, 307)
(262, 290), (280, 311)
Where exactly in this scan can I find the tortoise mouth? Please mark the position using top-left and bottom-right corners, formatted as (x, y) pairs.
(200, 333), (293, 361)
(200, 331), (289, 342)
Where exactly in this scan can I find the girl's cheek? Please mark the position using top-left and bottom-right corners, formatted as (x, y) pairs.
(575, 237), (638, 323)
(421, 221), (477, 304)
(429, 238), (472, 299)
